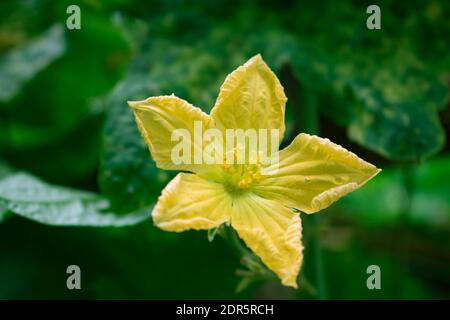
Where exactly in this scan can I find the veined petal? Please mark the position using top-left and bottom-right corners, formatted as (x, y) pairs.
(231, 193), (303, 288)
(254, 133), (381, 214)
(210, 54), (287, 143)
(129, 95), (214, 172)
(153, 173), (231, 232)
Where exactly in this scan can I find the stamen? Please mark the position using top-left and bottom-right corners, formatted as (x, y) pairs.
(223, 160), (263, 194)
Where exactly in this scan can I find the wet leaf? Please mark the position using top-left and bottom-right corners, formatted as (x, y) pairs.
(0, 173), (148, 226)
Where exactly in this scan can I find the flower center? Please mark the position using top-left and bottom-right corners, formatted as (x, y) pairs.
(222, 161), (262, 195)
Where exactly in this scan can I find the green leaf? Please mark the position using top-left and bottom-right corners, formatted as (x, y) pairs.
(99, 73), (172, 212)
(285, 1), (449, 161)
(0, 173), (148, 226)
(345, 51), (448, 161)
(0, 24), (65, 103)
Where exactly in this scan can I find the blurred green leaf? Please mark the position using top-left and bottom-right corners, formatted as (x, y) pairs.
(0, 11), (131, 152)
(98, 73), (172, 212)
(336, 156), (450, 229)
(284, 1), (449, 161)
(0, 173), (148, 226)
(345, 50), (448, 161)
(0, 24), (65, 103)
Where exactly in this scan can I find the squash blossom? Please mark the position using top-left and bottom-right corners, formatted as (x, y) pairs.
(128, 55), (380, 288)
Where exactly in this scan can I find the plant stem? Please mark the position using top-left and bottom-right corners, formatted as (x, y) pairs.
(399, 163), (416, 298)
(311, 214), (327, 299)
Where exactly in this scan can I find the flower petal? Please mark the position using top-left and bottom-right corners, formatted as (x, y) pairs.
(153, 173), (231, 232)
(210, 54), (287, 142)
(129, 95), (214, 172)
(231, 193), (303, 288)
(254, 133), (381, 214)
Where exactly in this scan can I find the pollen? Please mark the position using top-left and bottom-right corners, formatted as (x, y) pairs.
(223, 161), (263, 194)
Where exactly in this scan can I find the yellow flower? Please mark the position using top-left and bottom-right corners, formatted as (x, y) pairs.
(128, 54), (380, 288)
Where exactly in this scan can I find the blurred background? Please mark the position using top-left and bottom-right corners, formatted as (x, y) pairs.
(0, 0), (449, 299)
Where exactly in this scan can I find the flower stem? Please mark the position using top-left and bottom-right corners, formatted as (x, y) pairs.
(225, 225), (250, 258)
(223, 226), (277, 292)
